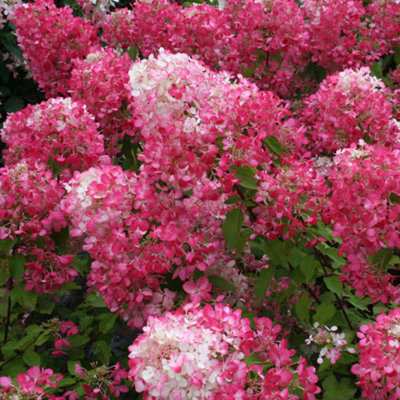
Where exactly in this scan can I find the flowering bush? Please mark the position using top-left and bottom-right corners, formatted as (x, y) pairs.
(1, 0), (400, 398)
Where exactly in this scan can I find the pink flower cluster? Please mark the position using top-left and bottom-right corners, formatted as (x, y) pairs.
(0, 363), (129, 400)
(1, 97), (105, 177)
(128, 302), (320, 399)
(12, 0), (99, 96)
(302, 0), (376, 72)
(0, 366), (62, 399)
(301, 68), (400, 155)
(352, 308), (400, 399)
(69, 49), (135, 152)
(323, 143), (400, 303)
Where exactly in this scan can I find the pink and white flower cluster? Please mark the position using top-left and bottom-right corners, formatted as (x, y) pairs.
(128, 303), (320, 399)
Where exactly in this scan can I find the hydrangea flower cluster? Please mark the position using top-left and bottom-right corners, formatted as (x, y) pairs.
(323, 142), (400, 302)
(0, 162), (65, 240)
(301, 0), (379, 72)
(1, 97), (105, 177)
(352, 309), (400, 399)
(367, 0), (400, 53)
(69, 49), (135, 152)
(12, 0), (99, 96)
(300, 68), (400, 155)
(128, 302), (320, 399)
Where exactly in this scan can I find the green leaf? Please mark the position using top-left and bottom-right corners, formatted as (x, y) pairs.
(250, 235), (267, 258)
(295, 292), (311, 323)
(10, 283), (37, 309)
(395, 47), (400, 64)
(4, 96), (24, 113)
(222, 208), (244, 248)
(245, 353), (266, 366)
(0, 237), (17, 254)
(58, 377), (76, 388)
(322, 376), (357, 399)
(347, 295), (370, 311)
(208, 276), (236, 292)
(235, 227), (253, 253)
(370, 61), (382, 78)
(1, 341), (18, 358)
(94, 340), (111, 364)
(79, 316), (94, 331)
(324, 276), (344, 296)
(52, 227), (69, 253)
(86, 293), (106, 308)
(23, 350), (41, 366)
(263, 239), (290, 267)
(300, 255), (318, 283)
(1, 357), (25, 378)
(37, 294), (55, 314)
(68, 334), (90, 347)
(225, 195), (241, 204)
(98, 313), (117, 334)
(68, 360), (79, 375)
(127, 46), (138, 61)
(314, 303), (336, 324)
(8, 253), (26, 281)
(254, 266), (275, 304)
(262, 135), (284, 156)
(36, 332), (50, 346)
(316, 242), (346, 267)
(234, 166), (258, 190)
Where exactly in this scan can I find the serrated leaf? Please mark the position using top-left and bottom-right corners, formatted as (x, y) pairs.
(23, 350), (41, 366)
(314, 303), (336, 324)
(86, 293), (106, 308)
(58, 377), (76, 387)
(262, 135), (284, 156)
(300, 255), (318, 283)
(324, 276), (343, 296)
(254, 266), (275, 304)
(234, 166), (258, 189)
(208, 275), (236, 292)
(11, 283), (37, 309)
(37, 294), (55, 314)
(263, 239), (290, 267)
(36, 332), (50, 346)
(1, 358), (25, 378)
(222, 208), (244, 248)
(347, 295), (369, 311)
(94, 340), (111, 364)
(68, 334), (90, 347)
(1, 341), (17, 358)
(295, 292), (311, 323)
(98, 313), (117, 334)
(8, 253), (26, 281)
